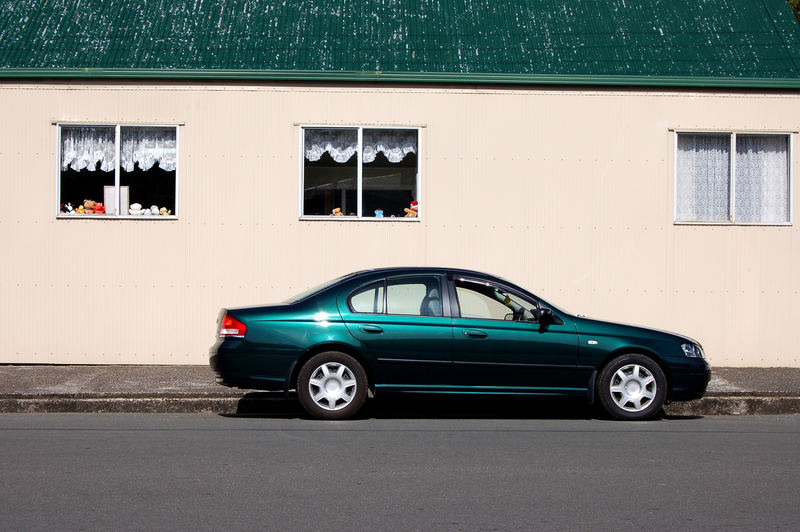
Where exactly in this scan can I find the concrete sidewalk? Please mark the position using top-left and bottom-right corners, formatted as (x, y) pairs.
(0, 365), (798, 415)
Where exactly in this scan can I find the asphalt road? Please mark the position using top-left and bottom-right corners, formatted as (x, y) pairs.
(1, 414), (798, 531)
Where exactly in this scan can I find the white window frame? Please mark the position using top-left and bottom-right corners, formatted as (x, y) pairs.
(56, 123), (180, 219)
(298, 125), (422, 221)
(673, 130), (793, 226)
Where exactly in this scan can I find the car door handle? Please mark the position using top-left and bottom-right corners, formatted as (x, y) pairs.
(463, 329), (488, 338)
(359, 325), (383, 333)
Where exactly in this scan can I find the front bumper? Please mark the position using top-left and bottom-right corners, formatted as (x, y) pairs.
(669, 359), (712, 401)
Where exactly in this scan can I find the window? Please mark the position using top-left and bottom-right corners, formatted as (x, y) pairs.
(675, 132), (791, 224)
(349, 282), (385, 314)
(455, 279), (537, 321)
(58, 124), (178, 217)
(387, 277), (442, 316)
(302, 126), (419, 219)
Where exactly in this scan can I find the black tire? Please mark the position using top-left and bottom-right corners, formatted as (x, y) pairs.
(297, 351), (368, 420)
(597, 354), (667, 421)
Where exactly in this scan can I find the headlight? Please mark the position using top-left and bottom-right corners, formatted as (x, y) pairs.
(681, 343), (704, 358)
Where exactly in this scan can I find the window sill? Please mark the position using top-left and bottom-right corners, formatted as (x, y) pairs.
(300, 216), (421, 222)
(57, 214), (178, 220)
(674, 221), (791, 226)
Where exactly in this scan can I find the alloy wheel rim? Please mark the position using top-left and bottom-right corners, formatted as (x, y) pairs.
(308, 362), (357, 411)
(609, 363), (657, 412)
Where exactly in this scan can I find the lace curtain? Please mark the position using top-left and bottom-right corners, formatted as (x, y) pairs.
(676, 134), (789, 223)
(676, 134), (730, 221)
(305, 128), (358, 163)
(61, 126), (177, 173)
(305, 128), (417, 163)
(61, 126), (116, 172)
(735, 135), (789, 223)
(120, 127), (177, 172)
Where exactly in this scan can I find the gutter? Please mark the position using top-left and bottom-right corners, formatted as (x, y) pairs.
(2, 68), (800, 89)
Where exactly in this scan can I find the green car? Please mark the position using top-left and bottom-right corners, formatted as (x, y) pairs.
(210, 267), (710, 420)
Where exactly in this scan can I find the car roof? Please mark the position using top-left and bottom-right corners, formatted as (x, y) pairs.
(345, 266), (506, 280)
(323, 267), (517, 292)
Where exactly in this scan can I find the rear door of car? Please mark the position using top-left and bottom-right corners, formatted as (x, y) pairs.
(339, 274), (454, 389)
(447, 275), (583, 393)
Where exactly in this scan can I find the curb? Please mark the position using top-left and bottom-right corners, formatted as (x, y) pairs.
(1, 394), (799, 416)
(663, 396), (800, 416)
(0, 396), (244, 414)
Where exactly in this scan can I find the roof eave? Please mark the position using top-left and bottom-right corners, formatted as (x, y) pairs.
(2, 68), (800, 89)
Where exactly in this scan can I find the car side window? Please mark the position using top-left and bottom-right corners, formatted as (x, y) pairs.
(454, 279), (536, 321)
(386, 276), (443, 317)
(349, 281), (385, 314)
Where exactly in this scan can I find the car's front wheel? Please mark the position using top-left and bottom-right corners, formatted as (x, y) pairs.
(297, 351), (368, 420)
(597, 354), (667, 420)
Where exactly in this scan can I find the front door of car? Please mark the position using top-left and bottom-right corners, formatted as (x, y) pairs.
(339, 275), (453, 388)
(448, 277), (582, 393)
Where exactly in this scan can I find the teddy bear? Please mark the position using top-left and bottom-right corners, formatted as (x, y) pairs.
(129, 202), (143, 215)
(83, 199), (96, 214)
(332, 207), (344, 216)
(94, 203), (105, 214)
(159, 207), (172, 216)
(404, 200), (419, 218)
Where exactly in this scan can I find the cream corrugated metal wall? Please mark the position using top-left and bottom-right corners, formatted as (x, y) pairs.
(0, 82), (797, 366)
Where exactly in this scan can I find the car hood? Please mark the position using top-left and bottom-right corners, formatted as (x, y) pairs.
(571, 315), (700, 346)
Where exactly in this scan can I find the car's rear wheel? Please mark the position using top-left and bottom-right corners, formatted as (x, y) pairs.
(297, 351), (367, 420)
(597, 354), (667, 420)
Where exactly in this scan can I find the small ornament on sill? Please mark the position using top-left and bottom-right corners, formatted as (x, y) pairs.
(374, 209), (384, 218)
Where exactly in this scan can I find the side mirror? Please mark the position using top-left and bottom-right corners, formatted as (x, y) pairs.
(534, 308), (553, 324)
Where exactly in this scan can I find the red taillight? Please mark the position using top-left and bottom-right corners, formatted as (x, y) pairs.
(219, 313), (247, 338)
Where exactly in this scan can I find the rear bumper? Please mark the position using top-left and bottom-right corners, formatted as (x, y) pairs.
(209, 355), (280, 389)
(209, 340), (292, 392)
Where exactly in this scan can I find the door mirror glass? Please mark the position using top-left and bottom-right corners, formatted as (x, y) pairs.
(535, 308), (553, 323)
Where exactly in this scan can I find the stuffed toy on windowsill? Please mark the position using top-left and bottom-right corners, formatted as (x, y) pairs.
(404, 200), (419, 218)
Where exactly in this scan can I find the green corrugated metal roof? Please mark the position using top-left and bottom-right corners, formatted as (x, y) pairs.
(1, 0), (800, 87)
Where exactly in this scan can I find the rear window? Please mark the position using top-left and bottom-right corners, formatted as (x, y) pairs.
(283, 274), (352, 304)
